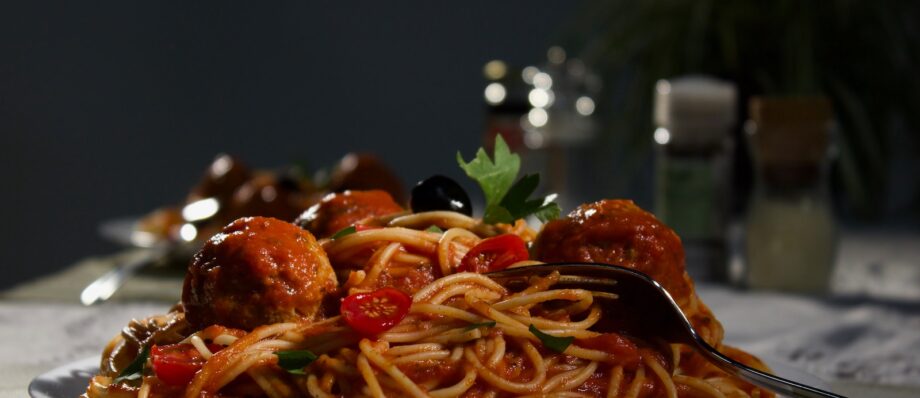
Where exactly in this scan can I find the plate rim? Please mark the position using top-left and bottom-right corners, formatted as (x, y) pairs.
(29, 355), (830, 398)
(28, 356), (99, 398)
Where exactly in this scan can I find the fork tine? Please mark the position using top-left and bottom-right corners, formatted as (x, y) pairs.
(558, 275), (618, 287)
(589, 291), (619, 300)
(490, 264), (626, 300)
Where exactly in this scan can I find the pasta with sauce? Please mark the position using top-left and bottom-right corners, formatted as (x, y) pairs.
(84, 192), (773, 398)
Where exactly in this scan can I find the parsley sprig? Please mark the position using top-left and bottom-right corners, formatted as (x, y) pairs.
(457, 136), (560, 224)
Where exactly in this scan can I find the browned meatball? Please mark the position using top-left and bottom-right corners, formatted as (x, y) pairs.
(225, 172), (313, 222)
(182, 217), (338, 330)
(328, 153), (406, 204)
(533, 199), (693, 305)
(187, 154), (251, 203)
(295, 190), (404, 238)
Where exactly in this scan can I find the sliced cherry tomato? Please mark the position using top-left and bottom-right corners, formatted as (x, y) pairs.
(150, 343), (222, 386)
(340, 287), (412, 336)
(576, 333), (640, 368)
(458, 234), (529, 273)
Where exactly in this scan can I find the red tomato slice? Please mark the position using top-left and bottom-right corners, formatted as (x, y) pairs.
(150, 343), (222, 386)
(340, 287), (412, 336)
(458, 234), (529, 273)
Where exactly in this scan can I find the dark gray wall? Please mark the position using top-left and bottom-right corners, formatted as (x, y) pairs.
(0, 2), (580, 288)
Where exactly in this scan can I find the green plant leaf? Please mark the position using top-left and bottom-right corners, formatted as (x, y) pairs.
(114, 346), (149, 383)
(501, 174), (540, 214)
(458, 136), (560, 224)
(529, 324), (573, 353)
(425, 225), (443, 233)
(483, 204), (514, 225)
(533, 202), (562, 223)
(331, 225), (357, 240)
(275, 350), (318, 375)
(457, 135), (520, 207)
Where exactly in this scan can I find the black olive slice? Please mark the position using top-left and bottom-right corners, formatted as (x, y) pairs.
(410, 175), (473, 216)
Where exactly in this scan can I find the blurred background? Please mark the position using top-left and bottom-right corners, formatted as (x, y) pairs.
(0, 1), (579, 287)
(1, 0), (919, 292)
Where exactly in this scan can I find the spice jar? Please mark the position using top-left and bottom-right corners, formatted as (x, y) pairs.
(743, 97), (837, 293)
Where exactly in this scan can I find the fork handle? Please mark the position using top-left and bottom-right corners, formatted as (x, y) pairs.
(79, 246), (168, 305)
(696, 340), (846, 398)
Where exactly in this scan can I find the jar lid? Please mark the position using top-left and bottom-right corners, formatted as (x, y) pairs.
(654, 76), (737, 147)
(747, 96), (833, 188)
(655, 76), (737, 127)
(747, 96), (832, 166)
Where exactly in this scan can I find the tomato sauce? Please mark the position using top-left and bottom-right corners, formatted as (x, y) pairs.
(577, 333), (641, 369)
(397, 360), (462, 385)
(297, 190), (403, 238)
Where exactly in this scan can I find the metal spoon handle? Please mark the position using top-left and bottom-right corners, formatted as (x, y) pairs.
(79, 246), (168, 305)
(696, 340), (846, 398)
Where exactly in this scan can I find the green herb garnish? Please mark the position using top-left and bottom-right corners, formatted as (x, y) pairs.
(114, 346), (149, 383)
(425, 225), (444, 233)
(528, 324), (574, 353)
(463, 321), (497, 331)
(275, 350), (318, 375)
(331, 225), (357, 240)
(457, 136), (560, 224)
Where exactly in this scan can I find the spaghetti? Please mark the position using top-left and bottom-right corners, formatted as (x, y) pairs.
(85, 205), (773, 398)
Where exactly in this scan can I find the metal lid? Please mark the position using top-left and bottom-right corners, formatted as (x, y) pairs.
(655, 76), (737, 129)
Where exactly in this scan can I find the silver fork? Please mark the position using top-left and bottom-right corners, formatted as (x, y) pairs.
(486, 262), (846, 398)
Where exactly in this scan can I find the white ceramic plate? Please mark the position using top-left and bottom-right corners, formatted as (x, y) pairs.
(29, 357), (98, 398)
(29, 356), (831, 397)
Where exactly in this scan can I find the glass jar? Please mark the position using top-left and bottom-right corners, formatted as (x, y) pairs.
(653, 77), (737, 282)
(743, 97), (837, 293)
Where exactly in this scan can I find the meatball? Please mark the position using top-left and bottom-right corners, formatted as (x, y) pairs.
(328, 153), (406, 204)
(225, 172), (313, 222)
(182, 217), (338, 330)
(295, 190), (404, 238)
(188, 154), (251, 203)
(533, 199), (693, 304)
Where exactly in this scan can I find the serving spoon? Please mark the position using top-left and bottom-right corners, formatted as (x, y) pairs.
(486, 263), (846, 398)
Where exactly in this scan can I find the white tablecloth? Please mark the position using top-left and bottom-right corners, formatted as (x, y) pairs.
(0, 303), (166, 398)
(698, 285), (920, 397)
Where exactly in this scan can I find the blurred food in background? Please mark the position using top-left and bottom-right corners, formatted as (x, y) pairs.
(134, 153), (405, 247)
(325, 153), (406, 204)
